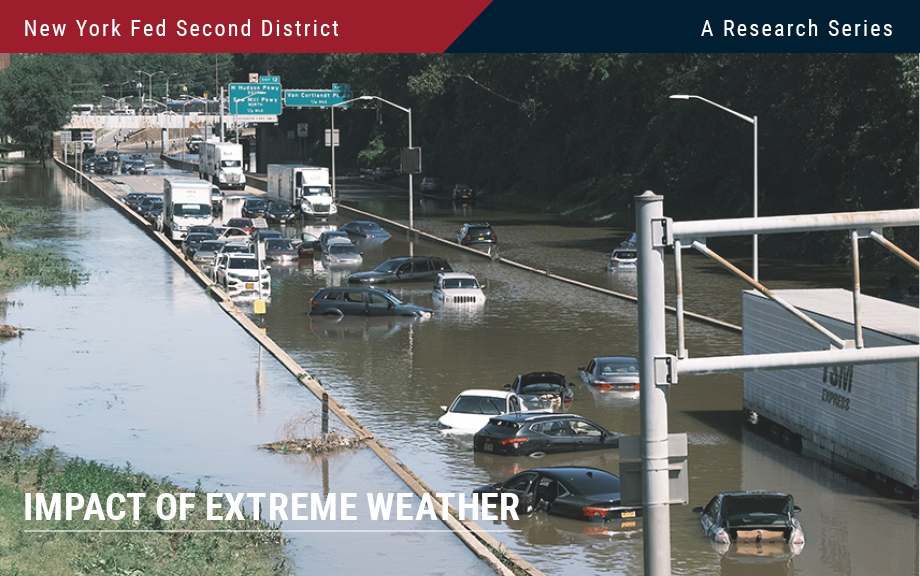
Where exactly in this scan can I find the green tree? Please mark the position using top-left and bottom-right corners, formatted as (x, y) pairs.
(0, 55), (72, 165)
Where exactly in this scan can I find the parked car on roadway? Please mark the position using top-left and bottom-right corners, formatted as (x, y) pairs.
(187, 135), (204, 153)
(82, 155), (101, 172)
(182, 232), (217, 258)
(309, 287), (431, 317)
(124, 192), (148, 211)
(438, 389), (549, 434)
(94, 158), (114, 175)
(457, 222), (497, 246)
(693, 491), (805, 556)
(419, 176), (443, 196)
(137, 196), (163, 219)
(265, 200), (296, 225)
(472, 467), (641, 523)
(191, 240), (226, 267)
(263, 238), (299, 262)
(298, 233), (318, 258)
(341, 220), (391, 240)
(217, 242), (253, 256)
(211, 253), (271, 297)
(143, 200), (163, 225)
(452, 184), (475, 203)
(372, 166), (399, 182)
(250, 229), (283, 246)
(578, 357), (640, 391)
(216, 227), (251, 242)
(241, 197), (269, 219)
(473, 413), (623, 457)
(506, 371), (574, 410)
(432, 272), (485, 305)
(347, 256), (452, 285)
(225, 218), (255, 235)
(321, 237), (363, 266)
(125, 159), (147, 174)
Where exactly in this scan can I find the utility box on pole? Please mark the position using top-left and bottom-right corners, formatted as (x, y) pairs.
(619, 433), (689, 507)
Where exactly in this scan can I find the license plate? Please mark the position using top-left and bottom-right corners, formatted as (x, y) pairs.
(621, 521), (636, 528)
(246, 283), (254, 290)
(483, 442), (493, 452)
(621, 510), (636, 518)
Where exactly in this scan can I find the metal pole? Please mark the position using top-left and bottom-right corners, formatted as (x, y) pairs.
(331, 105), (336, 199)
(753, 115), (759, 282)
(636, 190), (671, 576)
(851, 230), (864, 349)
(673, 239), (687, 360)
(408, 107), (414, 257)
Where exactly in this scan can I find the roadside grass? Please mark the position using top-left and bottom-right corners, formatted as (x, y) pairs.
(0, 418), (289, 576)
(0, 202), (89, 289)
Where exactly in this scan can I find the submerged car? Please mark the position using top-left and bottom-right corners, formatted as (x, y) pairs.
(210, 253), (271, 297)
(341, 220), (391, 240)
(318, 230), (350, 252)
(452, 184), (475, 203)
(438, 389), (549, 433)
(506, 371), (575, 410)
(472, 414), (622, 457)
(472, 467), (641, 523)
(241, 197), (269, 219)
(607, 246), (637, 271)
(309, 287), (431, 317)
(693, 491), (805, 556)
(191, 240), (226, 267)
(372, 166), (399, 182)
(124, 192), (148, 211)
(578, 357), (640, 391)
(266, 200), (296, 225)
(347, 256), (452, 285)
(322, 237), (363, 266)
(432, 272), (485, 305)
(225, 218), (256, 235)
(457, 222), (497, 246)
(263, 238), (299, 262)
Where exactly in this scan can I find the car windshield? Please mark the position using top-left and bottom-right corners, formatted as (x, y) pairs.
(329, 244), (358, 256)
(599, 360), (639, 375)
(450, 395), (505, 415)
(222, 245), (249, 253)
(246, 200), (267, 209)
(198, 242), (224, 252)
(265, 239), (293, 250)
(271, 202), (291, 211)
(174, 204), (211, 216)
(443, 278), (479, 289)
(220, 160), (241, 168)
(229, 258), (259, 270)
(372, 259), (403, 274)
(564, 470), (621, 495)
(227, 219), (250, 228)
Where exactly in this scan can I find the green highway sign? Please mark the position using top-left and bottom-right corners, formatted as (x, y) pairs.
(229, 83), (282, 115)
(284, 87), (354, 108)
(260, 76), (281, 84)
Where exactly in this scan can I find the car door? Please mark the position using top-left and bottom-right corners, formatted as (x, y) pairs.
(499, 471), (539, 514)
(570, 420), (609, 451)
(363, 291), (391, 316)
(539, 420), (576, 454)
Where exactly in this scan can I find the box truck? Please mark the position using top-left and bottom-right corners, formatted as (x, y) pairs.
(742, 288), (918, 498)
(199, 142), (246, 190)
(162, 178), (214, 242)
(266, 164), (337, 219)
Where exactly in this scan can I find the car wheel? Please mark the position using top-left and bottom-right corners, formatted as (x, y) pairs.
(527, 451), (546, 459)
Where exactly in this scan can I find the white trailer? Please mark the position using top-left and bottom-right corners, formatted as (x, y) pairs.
(162, 178), (214, 242)
(743, 288), (918, 497)
(199, 142), (246, 190)
(266, 164), (337, 219)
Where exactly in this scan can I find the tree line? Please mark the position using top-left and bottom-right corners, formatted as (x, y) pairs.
(1, 53), (916, 264)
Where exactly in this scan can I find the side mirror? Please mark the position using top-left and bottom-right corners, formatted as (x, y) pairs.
(440, 405), (448, 413)
(577, 366), (586, 372)
(691, 506), (703, 514)
(794, 505), (802, 513)
(503, 384), (511, 390)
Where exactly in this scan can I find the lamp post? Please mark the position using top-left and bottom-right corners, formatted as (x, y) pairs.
(670, 94), (759, 281)
(137, 70), (163, 109)
(165, 72), (179, 101)
(233, 92), (265, 144)
(331, 95), (415, 231)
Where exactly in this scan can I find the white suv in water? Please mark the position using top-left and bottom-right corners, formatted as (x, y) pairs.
(211, 253), (271, 297)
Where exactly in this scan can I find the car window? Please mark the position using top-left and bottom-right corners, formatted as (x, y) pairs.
(503, 472), (537, 492)
(397, 263), (412, 274)
(342, 292), (362, 303)
(450, 396), (505, 415)
(543, 420), (574, 437)
(571, 421), (603, 437)
(366, 292), (389, 308)
(413, 260), (431, 273)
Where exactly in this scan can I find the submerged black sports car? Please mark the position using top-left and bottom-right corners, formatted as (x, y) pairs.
(473, 467), (641, 524)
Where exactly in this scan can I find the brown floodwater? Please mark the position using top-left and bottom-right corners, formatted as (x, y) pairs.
(0, 164), (915, 575)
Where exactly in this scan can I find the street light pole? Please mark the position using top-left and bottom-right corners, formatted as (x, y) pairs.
(165, 72), (179, 101)
(670, 94), (759, 281)
(137, 70), (163, 109)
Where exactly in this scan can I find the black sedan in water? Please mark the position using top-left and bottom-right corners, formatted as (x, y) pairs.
(473, 467), (641, 523)
(473, 413), (622, 457)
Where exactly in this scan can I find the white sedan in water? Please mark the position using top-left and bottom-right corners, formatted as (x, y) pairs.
(438, 389), (548, 433)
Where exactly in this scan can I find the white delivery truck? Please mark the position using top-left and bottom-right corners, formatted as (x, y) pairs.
(266, 164), (337, 219)
(199, 142), (246, 190)
(742, 288), (918, 498)
(162, 178), (214, 242)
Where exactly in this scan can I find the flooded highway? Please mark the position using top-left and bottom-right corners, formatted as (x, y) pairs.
(0, 162), (916, 576)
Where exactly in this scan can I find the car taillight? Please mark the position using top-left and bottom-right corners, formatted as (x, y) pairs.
(492, 232), (497, 241)
(634, 382), (640, 390)
(463, 235), (470, 242)
(500, 438), (528, 446)
(582, 506), (610, 517)
(593, 381), (612, 390)
(311, 300), (318, 308)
